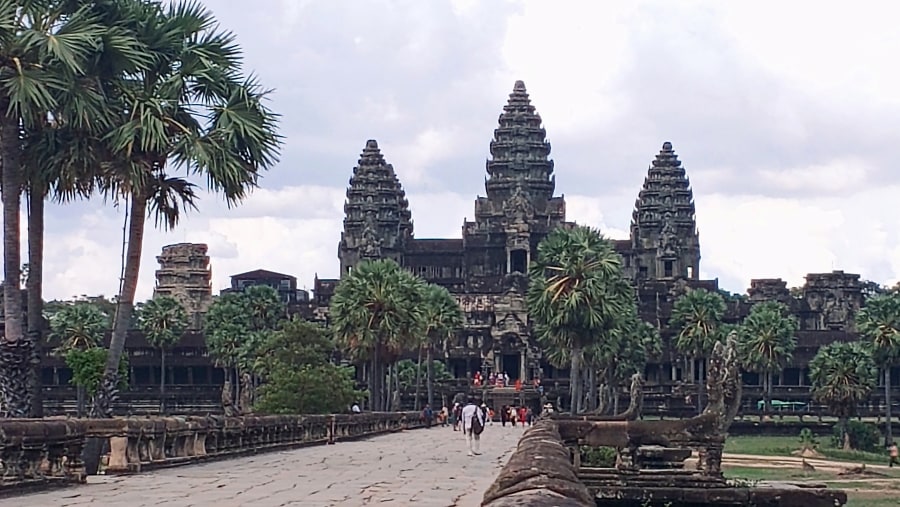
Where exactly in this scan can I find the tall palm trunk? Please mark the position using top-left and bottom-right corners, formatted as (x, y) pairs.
(413, 344), (423, 411)
(885, 367), (893, 446)
(26, 184), (45, 417)
(93, 195), (147, 417)
(159, 346), (167, 415)
(569, 347), (581, 413)
(0, 110), (30, 417)
(764, 370), (773, 413)
(370, 344), (380, 411)
(426, 346), (435, 408)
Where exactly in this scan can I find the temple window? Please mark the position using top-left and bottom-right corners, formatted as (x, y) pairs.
(510, 249), (527, 273)
(664, 260), (674, 278)
(639, 266), (648, 278)
(686, 266), (693, 278)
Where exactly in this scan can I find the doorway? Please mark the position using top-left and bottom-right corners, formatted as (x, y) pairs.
(501, 354), (521, 381)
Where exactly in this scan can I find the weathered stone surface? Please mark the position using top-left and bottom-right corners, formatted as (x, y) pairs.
(482, 421), (592, 507)
(7, 422), (524, 507)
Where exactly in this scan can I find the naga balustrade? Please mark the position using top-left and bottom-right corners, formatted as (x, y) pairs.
(0, 419), (86, 493)
(0, 412), (424, 494)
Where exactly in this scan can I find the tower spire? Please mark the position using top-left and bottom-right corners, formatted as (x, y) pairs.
(630, 142), (700, 280)
(484, 81), (554, 203)
(339, 140), (412, 275)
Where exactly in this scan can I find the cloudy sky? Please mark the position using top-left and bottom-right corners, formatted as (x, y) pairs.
(26, 0), (900, 301)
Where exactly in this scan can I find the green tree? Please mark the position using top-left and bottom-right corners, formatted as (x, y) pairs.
(809, 341), (877, 450)
(135, 296), (189, 414)
(855, 293), (900, 445)
(254, 318), (360, 415)
(48, 302), (109, 416)
(205, 285), (285, 411)
(0, 0), (146, 417)
(737, 301), (798, 413)
(671, 288), (726, 413)
(527, 226), (634, 413)
(95, 0), (281, 417)
(330, 259), (425, 412)
(419, 284), (463, 409)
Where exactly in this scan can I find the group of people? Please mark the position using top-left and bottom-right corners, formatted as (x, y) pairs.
(498, 404), (533, 426)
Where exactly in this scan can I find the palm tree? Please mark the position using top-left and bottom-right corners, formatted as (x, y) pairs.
(93, 1), (281, 417)
(527, 226), (635, 414)
(737, 301), (798, 413)
(809, 341), (877, 450)
(48, 303), (109, 416)
(419, 284), (463, 409)
(0, 0), (148, 416)
(136, 296), (188, 414)
(330, 259), (424, 411)
(856, 293), (900, 445)
(670, 288), (726, 413)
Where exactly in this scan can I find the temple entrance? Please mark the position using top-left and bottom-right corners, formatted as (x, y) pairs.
(501, 354), (520, 381)
(509, 249), (527, 274)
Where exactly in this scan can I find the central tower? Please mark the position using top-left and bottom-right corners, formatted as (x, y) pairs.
(464, 81), (570, 293)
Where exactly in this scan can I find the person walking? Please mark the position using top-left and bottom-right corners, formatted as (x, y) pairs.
(890, 441), (899, 467)
(461, 397), (485, 456)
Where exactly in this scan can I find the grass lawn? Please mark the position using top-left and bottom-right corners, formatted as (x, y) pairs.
(725, 465), (900, 507)
(725, 435), (891, 466)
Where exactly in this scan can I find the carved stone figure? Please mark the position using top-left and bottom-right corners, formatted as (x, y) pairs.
(221, 378), (236, 417)
(239, 372), (253, 414)
(359, 219), (382, 258)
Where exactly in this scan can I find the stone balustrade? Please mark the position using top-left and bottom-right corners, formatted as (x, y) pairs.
(0, 412), (423, 494)
(0, 419), (87, 493)
(482, 420), (593, 507)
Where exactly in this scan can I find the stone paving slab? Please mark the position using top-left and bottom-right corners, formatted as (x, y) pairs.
(5, 421), (526, 507)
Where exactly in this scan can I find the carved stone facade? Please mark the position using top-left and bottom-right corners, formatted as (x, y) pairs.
(154, 243), (213, 329)
(338, 140), (413, 275)
(623, 142), (701, 282)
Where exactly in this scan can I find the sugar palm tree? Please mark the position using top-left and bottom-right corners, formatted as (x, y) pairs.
(671, 288), (726, 413)
(330, 259), (425, 411)
(856, 293), (900, 445)
(809, 341), (877, 450)
(418, 283), (463, 409)
(737, 301), (798, 413)
(527, 226), (634, 413)
(92, 1), (281, 417)
(135, 295), (188, 414)
(0, 0), (150, 416)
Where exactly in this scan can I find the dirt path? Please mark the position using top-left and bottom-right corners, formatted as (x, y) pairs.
(723, 453), (895, 474)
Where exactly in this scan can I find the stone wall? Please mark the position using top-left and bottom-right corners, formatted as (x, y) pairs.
(0, 412), (424, 495)
(482, 420), (593, 507)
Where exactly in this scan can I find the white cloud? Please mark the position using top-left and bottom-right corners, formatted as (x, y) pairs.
(6, 0), (900, 305)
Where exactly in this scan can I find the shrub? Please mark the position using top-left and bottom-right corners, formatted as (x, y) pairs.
(581, 445), (617, 467)
(831, 421), (881, 452)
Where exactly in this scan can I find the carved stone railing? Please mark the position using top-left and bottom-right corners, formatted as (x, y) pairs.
(482, 420), (593, 507)
(0, 419), (87, 493)
(82, 412), (423, 474)
(0, 412), (423, 493)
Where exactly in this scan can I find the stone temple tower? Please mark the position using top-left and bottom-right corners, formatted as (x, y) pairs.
(629, 142), (701, 281)
(154, 243), (213, 329)
(338, 140), (413, 275)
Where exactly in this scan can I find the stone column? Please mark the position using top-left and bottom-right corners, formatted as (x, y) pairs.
(519, 351), (526, 382)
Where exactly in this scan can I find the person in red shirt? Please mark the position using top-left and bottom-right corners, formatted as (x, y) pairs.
(518, 406), (526, 427)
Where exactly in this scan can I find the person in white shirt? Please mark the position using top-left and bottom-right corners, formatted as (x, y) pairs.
(351, 403), (361, 413)
(461, 397), (485, 456)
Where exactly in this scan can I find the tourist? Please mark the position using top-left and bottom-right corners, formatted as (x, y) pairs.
(351, 402), (361, 413)
(518, 406), (526, 427)
(525, 407), (533, 426)
(500, 404), (508, 426)
(422, 404), (434, 428)
(440, 405), (449, 427)
(487, 407), (495, 425)
(508, 406), (518, 426)
(461, 397), (485, 456)
(890, 442), (899, 467)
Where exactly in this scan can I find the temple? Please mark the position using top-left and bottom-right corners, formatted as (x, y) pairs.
(34, 80), (889, 415)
